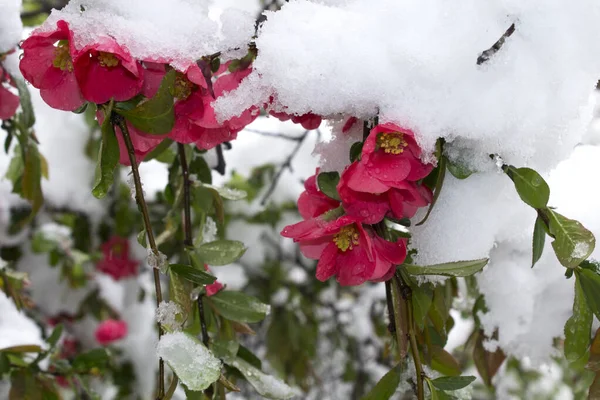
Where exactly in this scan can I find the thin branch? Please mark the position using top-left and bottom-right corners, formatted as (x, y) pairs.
(260, 129), (311, 205)
(245, 128), (306, 141)
(115, 115), (165, 400)
(477, 23), (516, 65)
(394, 272), (425, 400)
(178, 143), (210, 347)
(214, 144), (226, 176)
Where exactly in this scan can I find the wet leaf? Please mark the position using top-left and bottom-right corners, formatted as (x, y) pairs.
(92, 100), (119, 199)
(543, 209), (595, 268)
(532, 215), (546, 268)
(210, 291), (270, 323)
(196, 240), (246, 266)
(169, 263), (216, 285)
(564, 275), (592, 362)
(361, 365), (401, 400)
(430, 376), (476, 391)
(317, 171), (341, 201)
(504, 166), (550, 208)
(404, 258), (488, 277)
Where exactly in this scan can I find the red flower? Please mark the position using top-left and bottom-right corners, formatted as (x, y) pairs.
(95, 319), (128, 345)
(0, 66), (18, 120)
(96, 111), (165, 165)
(74, 37), (143, 104)
(170, 67), (258, 149)
(281, 215), (406, 286)
(19, 20), (85, 111)
(298, 172), (340, 220)
(342, 117), (358, 133)
(96, 236), (139, 280)
(347, 123), (433, 193)
(204, 264), (223, 296)
(270, 110), (322, 130)
(338, 162), (433, 224)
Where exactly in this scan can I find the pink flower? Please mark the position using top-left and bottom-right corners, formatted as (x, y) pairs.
(96, 236), (139, 280)
(19, 20), (85, 111)
(338, 162), (433, 224)
(204, 264), (223, 296)
(95, 319), (128, 345)
(298, 172), (340, 220)
(96, 111), (165, 165)
(342, 117), (358, 133)
(170, 67), (258, 149)
(0, 66), (18, 120)
(281, 215), (406, 286)
(73, 37), (143, 104)
(347, 123), (433, 194)
(270, 110), (322, 130)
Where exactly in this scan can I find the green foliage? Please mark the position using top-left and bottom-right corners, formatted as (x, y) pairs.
(430, 375), (476, 391)
(92, 100), (119, 199)
(564, 275), (593, 362)
(446, 159), (473, 179)
(209, 291), (270, 323)
(116, 70), (176, 134)
(543, 209), (596, 268)
(417, 140), (446, 226)
(361, 366), (401, 400)
(503, 166), (550, 208)
(169, 263), (217, 285)
(532, 215), (546, 268)
(195, 240), (246, 266)
(317, 171), (341, 201)
(404, 258), (488, 277)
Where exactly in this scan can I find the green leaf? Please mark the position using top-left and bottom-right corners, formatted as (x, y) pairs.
(543, 209), (595, 268)
(504, 166), (550, 208)
(532, 216), (546, 268)
(226, 356), (296, 399)
(431, 376), (476, 391)
(196, 240), (246, 266)
(14, 78), (35, 129)
(143, 138), (173, 162)
(446, 160), (473, 179)
(361, 366), (401, 400)
(349, 142), (363, 163)
(577, 269), (600, 321)
(169, 269), (192, 321)
(189, 155), (212, 184)
(21, 144), (44, 216)
(46, 324), (63, 348)
(404, 258), (488, 277)
(411, 283), (433, 330)
(210, 291), (270, 323)
(92, 100), (119, 199)
(470, 329), (505, 386)
(425, 378), (453, 400)
(0, 344), (43, 353)
(416, 146), (446, 226)
(169, 263), (216, 285)
(316, 171), (341, 201)
(564, 274), (593, 362)
(0, 352), (9, 375)
(116, 70), (175, 135)
(211, 339), (240, 359)
(157, 332), (221, 391)
(72, 348), (110, 371)
(431, 345), (461, 376)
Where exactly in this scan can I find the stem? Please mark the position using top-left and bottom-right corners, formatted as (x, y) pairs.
(393, 273), (425, 400)
(197, 294), (210, 347)
(384, 280), (397, 335)
(115, 115), (165, 400)
(177, 144), (193, 247)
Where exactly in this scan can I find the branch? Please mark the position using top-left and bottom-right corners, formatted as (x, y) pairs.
(115, 115), (165, 400)
(393, 272), (425, 400)
(178, 143), (210, 348)
(477, 23), (516, 65)
(260, 129), (311, 205)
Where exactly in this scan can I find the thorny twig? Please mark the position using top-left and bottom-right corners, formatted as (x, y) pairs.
(477, 23), (516, 65)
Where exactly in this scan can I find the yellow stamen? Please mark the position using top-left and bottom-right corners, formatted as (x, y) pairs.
(333, 225), (360, 252)
(52, 41), (73, 72)
(377, 132), (408, 154)
(98, 52), (120, 68)
(174, 71), (195, 100)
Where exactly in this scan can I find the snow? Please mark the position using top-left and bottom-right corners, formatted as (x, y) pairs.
(0, 0), (22, 53)
(155, 301), (182, 331)
(41, 0), (255, 69)
(0, 291), (44, 350)
(218, 0), (600, 174)
(156, 331), (222, 391)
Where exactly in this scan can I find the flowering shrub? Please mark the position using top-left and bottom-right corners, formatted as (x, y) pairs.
(2, 1), (600, 400)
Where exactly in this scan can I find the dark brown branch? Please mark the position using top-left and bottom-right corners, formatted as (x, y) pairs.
(477, 23), (516, 65)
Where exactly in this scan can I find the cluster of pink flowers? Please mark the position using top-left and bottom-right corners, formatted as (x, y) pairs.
(96, 236), (138, 280)
(282, 122), (433, 286)
(0, 51), (19, 120)
(18, 20), (261, 165)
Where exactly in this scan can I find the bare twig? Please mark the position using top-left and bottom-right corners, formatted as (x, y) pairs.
(477, 23), (516, 65)
(260, 129), (312, 205)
